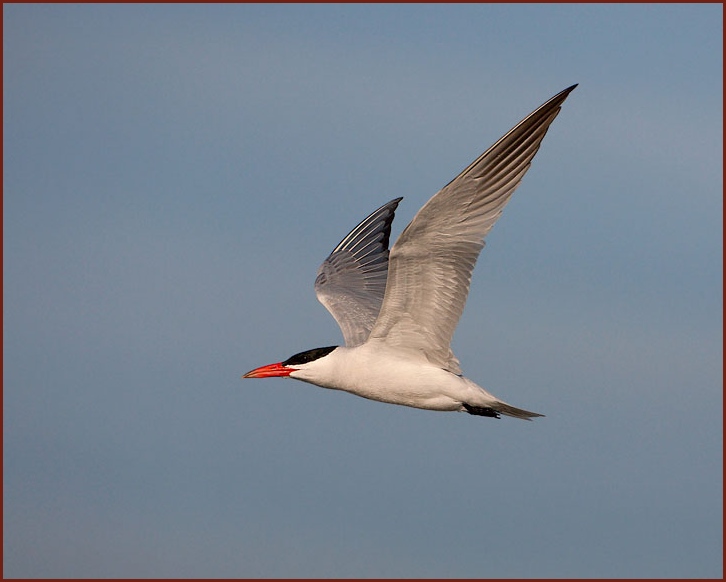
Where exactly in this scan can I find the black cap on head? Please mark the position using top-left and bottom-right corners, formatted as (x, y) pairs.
(283, 346), (337, 366)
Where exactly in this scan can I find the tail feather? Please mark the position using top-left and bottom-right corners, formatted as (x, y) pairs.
(493, 401), (544, 421)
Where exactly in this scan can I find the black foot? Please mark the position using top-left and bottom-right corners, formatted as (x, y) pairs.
(463, 404), (501, 418)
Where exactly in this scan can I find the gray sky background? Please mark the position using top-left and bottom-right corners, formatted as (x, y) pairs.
(3, 4), (722, 578)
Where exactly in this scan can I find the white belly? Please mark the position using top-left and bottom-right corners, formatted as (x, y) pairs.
(289, 344), (498, 412)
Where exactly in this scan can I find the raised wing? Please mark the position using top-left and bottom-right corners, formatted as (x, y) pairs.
(368, 85), (577, 373)
(315, 197), (403, 347)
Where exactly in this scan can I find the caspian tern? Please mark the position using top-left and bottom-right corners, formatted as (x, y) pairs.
(244, 84), (576, 419)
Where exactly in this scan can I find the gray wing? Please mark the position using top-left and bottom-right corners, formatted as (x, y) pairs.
(315, 197), (403, 347)
(368, 85), (577, 373)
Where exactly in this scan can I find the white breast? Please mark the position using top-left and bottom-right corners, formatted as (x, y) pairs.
(289, 344), (498, 412)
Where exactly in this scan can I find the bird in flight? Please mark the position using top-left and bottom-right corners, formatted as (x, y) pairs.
(244, 84), (577, 419)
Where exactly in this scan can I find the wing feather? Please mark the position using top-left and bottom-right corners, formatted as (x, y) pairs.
(315, 198), (402, 346)
(368, 85), (577, 372)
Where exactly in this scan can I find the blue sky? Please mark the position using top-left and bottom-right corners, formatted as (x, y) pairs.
(3, 3), (722, 577)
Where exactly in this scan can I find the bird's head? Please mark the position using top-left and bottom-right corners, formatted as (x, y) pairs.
(243, 345), (338, 379)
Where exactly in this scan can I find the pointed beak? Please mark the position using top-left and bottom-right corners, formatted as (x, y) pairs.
(242, 362), (293, 379)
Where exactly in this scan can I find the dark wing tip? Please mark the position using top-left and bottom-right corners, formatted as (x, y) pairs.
(539, 83), (578, 113)
(378, 197), (403, 253)
(327, 197), (403, 257)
